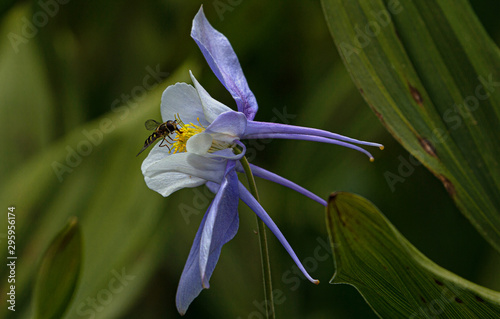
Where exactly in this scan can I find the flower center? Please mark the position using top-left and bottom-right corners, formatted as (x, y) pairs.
(171, 114), (231, 154)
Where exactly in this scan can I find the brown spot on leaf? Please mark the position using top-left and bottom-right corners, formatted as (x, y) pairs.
(434, 279), (444, 286)
(438, 175), (456, 197)
(329, 192), (338, 201)
(418, 137), (437, 158)
(420, 296), (426, 303)
(372, 108), (385, 124)
(475, 295), (484, 302)
(359, 88), (364, 94)
(395, 29), (401, 42)
(409, 84), (423, 106)
(328, 192), (345, 226)
(455, 297), (463, 304)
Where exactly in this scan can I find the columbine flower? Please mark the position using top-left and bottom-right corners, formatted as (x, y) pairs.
(141, 6), (383, 315)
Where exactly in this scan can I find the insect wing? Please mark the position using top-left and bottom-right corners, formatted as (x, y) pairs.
(144, 119), (162, 131)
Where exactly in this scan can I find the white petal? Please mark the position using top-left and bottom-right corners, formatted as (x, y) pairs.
(204, 148), (242, 160)
(206, 133), (237, 144)
(141, 142), (170, 175)
(161, 82), (210, 127)
(144, 172), (206, 197)
(143, 151), (227, 197)
(189, 71), (232, 123)
(186, 132), (213, 155)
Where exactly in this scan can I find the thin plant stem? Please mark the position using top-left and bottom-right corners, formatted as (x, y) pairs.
(236, 148), (275, 319)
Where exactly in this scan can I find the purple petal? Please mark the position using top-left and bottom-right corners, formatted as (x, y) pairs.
(240, 164), (327, 206)
(244, 121), (384, 149)
(205, 181), (219, 194)
(176, 161), (239, 315)
(199, 162), (239, 287)
(191, 6), (258, 120)
(206, 111), (248, 138)
(233, 139), (247, 155)
(244, 132), (376, 161)
(238, 182), (320, 285)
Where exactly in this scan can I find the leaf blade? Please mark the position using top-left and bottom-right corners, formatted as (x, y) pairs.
(321, 0), (500, 251)
(326, 192), (500, 318)
(33, 217), (82, 319)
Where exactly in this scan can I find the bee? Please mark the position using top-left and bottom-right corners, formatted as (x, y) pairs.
(136, 119), (181, 156)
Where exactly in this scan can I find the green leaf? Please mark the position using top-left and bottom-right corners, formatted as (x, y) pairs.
(321, 0), (500, 251)
(33, 217), (82, 319)
(0, 3), (57, 178)
(326, 192), (500, 318)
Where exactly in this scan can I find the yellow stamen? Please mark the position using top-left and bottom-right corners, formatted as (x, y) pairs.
(171, 115), (206, 154)
(170, 114), (232, 154)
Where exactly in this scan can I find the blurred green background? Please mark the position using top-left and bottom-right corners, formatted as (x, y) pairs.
(1, 0), (500, 318)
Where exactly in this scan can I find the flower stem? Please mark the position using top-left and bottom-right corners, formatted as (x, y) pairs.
(237, 150), (275, 319)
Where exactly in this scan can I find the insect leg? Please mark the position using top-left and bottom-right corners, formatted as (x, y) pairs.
(165, 134), (175, 142)
(159, 137), (171, 151)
